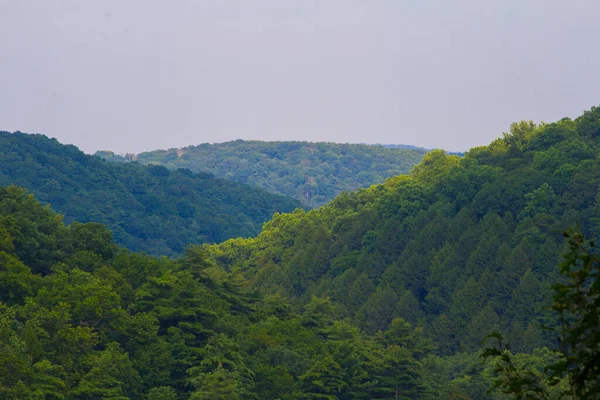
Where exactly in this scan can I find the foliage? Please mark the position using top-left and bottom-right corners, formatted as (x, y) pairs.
(96, 140), (426, 207)
(3, 105), (600, 399)
(196, 107), (600, 360)
(0, 132), (301, 255)
(482, 228), (600, 399)
(550, 229), (600, 398)
(0, 186), (434, 399)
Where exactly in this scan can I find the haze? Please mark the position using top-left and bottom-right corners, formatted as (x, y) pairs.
(1, 0), (598, 154)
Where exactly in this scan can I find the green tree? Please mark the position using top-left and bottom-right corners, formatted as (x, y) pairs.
(296, 355), (348, 399)
(73, 343), (141, 399)
(483, 229), (600, 399)
(463, 303), (500, 352)
(147, 386), (178, 400)
(369, 345), (428, 400)
(356, 284), (399, 334)
(189, 368), (248, 400)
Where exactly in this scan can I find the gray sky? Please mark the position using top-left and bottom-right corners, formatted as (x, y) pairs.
(1, 0), (598, 154)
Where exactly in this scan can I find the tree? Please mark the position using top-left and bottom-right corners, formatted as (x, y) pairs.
(482, 229), (600, 399)
(518, 184), (556, 220)
(28, 360), (66, 400)
(396, 290), (423, 326)
(549, 229), (600, 398)
(356, 284), (399, 334)
(147, 386), (177, 400)
(369, 345), (428, 400)
(463, 303), (499, 352)
(189, 368), (248, 400)
(73, 343), (141, 399)
(296, 355), (348, 399)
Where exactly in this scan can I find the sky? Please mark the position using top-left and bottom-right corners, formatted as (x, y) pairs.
(1, 0), (599, 154)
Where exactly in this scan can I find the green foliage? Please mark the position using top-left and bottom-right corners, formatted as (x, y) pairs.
(147, 386), (178, 400)
(97, 140), (427, 207)
(72, 342), (141, 399)
(0, 132), (301, 255)
(481, 335), (559, 400)
(4, 105), (600, 399)
(482, 228), (600, 399)
(188, 367), (247, 400)
(550, 229), (600, 398)
(200, 107), (600, 362)
(0, 185), (437, 399)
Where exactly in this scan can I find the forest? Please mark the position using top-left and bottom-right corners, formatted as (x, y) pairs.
(0, 106), (599, 399)
(95, 141), (426, 208)
(200, 107), (600, 352)
(1, 187), (588, 400)
(0, 132), (301, 256)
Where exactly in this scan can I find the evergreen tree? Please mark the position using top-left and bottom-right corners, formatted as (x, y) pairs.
(297, 355), (348, 400)
(72, 343), (141, 399)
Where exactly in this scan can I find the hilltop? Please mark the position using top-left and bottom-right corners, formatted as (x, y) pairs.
(1, 106), (599, 398)
(0, 132), (301, 256)
(203, 106), (600, 357)
(96, 141), (427, 208)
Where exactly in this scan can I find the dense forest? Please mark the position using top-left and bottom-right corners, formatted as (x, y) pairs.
(0, 186), (462, 399)
(0, 132), (301, 256)
(96, 141), (426, 207)
(0, 186), (587, 399)
(189, 107), (600, 396)
(380, 143), (464, 156)
(201, 107), (600, 348)
(1, 106), (599, 399)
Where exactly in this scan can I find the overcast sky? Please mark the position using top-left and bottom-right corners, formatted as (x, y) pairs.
(1, 1), (598, 154)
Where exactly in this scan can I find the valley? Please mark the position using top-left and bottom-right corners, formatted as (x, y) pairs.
(0, 132), (301, 256)
(96, 141), (427, 208)
(0, 107), (599, 398)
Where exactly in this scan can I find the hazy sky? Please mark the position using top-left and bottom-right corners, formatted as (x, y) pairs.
(1, 1), (599, 154)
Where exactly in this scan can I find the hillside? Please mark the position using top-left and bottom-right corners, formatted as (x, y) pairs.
(96, 141), (427, 208)
(0, 186), (582, 399)
(379, 143), (465, 156)
(202, 106), (600, 358)
(2, 107), (599, 399)
(0, 186), (488, 399)
(0, 132), (301, 256)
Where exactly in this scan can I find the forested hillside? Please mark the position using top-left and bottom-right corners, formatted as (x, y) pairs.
(0, 132), (301, 256)
(96, 141), (426, 207)
(1, 186), (584, 399)
(198, 107), (600, 359)
(0, 186), (504, 399)
(2, 106), (599, 399)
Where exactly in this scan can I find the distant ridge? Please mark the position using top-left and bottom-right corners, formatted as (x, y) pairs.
(0, 131), (301, 255)
(203, 106), (600, 358)
(377, 143), (465, 156)
(97, 140), (427, 208)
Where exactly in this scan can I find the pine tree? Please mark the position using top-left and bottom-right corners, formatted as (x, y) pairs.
(463, 303), (500, 352)
(369, 345), (428, 400)
(189, 367), (248, 400)
(72, 343), (141, 399)
(296, 355), (348, 400)
(356, 284), (399, 334)
(396, 290), (423, 326)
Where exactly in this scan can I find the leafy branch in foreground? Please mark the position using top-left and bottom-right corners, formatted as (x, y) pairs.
(483, 228), (600, 400)
(481, 332), (552, 399)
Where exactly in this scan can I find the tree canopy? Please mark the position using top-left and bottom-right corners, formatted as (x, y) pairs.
(0, 185), (439, 399)
(96, 140), (426, 207)
(0, 131), (301, 256)
(2, 105), (600, 399)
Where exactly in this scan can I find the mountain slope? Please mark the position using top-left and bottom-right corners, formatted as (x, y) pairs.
(3, 104), (598, 398)
(0, 131), (301, 256)
(203, 106), (600, 355)
(96, 141), (427, 207)
(0, 185), (445, 399)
